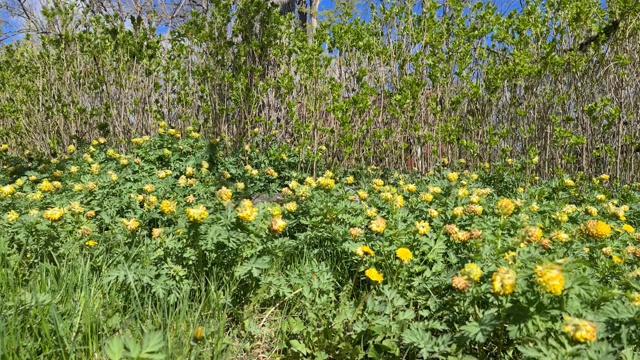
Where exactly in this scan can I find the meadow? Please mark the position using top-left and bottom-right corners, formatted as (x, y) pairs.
(1, 125), (639, 359)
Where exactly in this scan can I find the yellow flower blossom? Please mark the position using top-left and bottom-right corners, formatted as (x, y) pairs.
(237, 199), (258, 222)
(583, 220), (611, 239)
(85, 240), (98, 246)
(283, 202), (298, 213)
(492, 267), (516, 296)
(269, 216), (287, 233)
(415, 220), (430, 235)
(461, 263), (483, 281)
(186, 205), (208, 223)
(369, 216), (386, 233)
(43, 207), (65, 222)
(160, 200), (177, 215)
(496, 198), (515, 217)
(6, 210), (19, 222)
(355, 245), (374, 257)
(534, 263), (565, 295)
(365, 268), (384, 284)
(216, 187), (233, 202)
(563, 316), (597, 343)
(396, 248), (413, 264)
(122, 218), (140, 231)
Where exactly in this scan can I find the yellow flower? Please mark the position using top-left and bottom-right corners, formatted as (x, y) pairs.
(428, 208), (439, 218)
(534, 264), (565, 295)
(612, 255), (623, 264)
(365, 207), (377, 218)
(392, 194), (404, 209)
(372, 179), (384, 191)
(551, 230), (570, 243)
(235, 182), (245, 191)
(622, 224), (635, 233)
(344, 176), (354, 185)
(491, 267), (516, 296)
(457, 188), (469, 197)
(452, 275), (470, 292)
(350, 228), (364, 239)
(43, 207), (65, 222)
(216, 187), (233, 202)
(265, 168), (279, 179)
(403, 184), (417, 193)
(0, 144), (8, 152)
(563, 316), (597, 343)
(369, 216), (387, 233)
(503, 251), (517, 264)
(68, 202), (85, 214)
(630, 293), (640, 306)
(600, 174), (610, 181)
(461, 263), (483, 281)
(186, 205), (209, 224)
(237, 199), (258, 222)
(90, 163), (100, 175)
(446, 172), (459, 182)
(283, 202), (298, 213)
(595, 194), (606, 202)
(583, 220), (611, 239)
(317, 176), (335, 189)
(270, 216), (287, 233)
(85, 240), (98, 246)
(496, 199), (515, 217)
(269, 205), (283, 217)
(415, 220), (431, 235)
(529, 203), (539, 212)
(420, 192), (434, 202)
(452, 206), (464, 217)
(38, 180), (54, 192)
(143, 184), (155, 193)
(585, 206), (598, 217)
(6, 210), (19, 222)
(151, 228), (163, 238)
(523, 226), (543, 243)
(160, 200), (177, 215)
(122, 218), (140, 231)
(355, 245), (374, 257)
(365, 268), (384, 284)
(564, 178), (575, 187)
(396, 248), (412, 264)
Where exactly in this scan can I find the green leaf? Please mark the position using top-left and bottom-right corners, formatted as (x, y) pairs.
(104, 336), (124, 360)
(289, 339), (309, 355)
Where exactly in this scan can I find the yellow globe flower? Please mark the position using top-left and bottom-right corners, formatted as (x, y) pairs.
(160, 199), (177, 215)
(269, 216), (287, 233)
(283, 202), (298, 213)
(369, 216), (387, 233)
(583, 220), (611, 239)
(420, 192), (434, 202)
(237, 199), (258, 222)
(122, 218), (140, 231)
(186, 205), (209, 224)
(415, 220), (430, 235)
(461, 263), (483, 282)
(622, 224), (635, 233)
(534, 263), (565, 295)
(396, 248), (413, 264)
(85, 240), (98, 247)
(523, 226), (543, 243)
(6, 210), (19, 222)
(365, 268), (384, 284)
(216, 187), (233, 202)
(43, 207), (65, 222)
(355, 245), (374, 257)
(38, 180), (55, 192)
(452, 275), (470, 292)
(452, 206), (464, 217)
(563, 316), (597, 343)
(496, 199), (515, 217)
(446, 172), (459, 182)
(491, 267), (516, 296)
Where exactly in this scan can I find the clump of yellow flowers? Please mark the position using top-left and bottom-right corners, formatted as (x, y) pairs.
(534, 263), (565, 295)
(583, 220), (611, 239)
(186, 205), (208, 224)
(237, 199), (258, 222)
(396, 248), (412, 264)
(496, 198), (515, 217)
(43, 207), (65, 222)
(369, 216), (386, 233)
(562, 316), (597, 343)
(492, 267), (516, 296)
